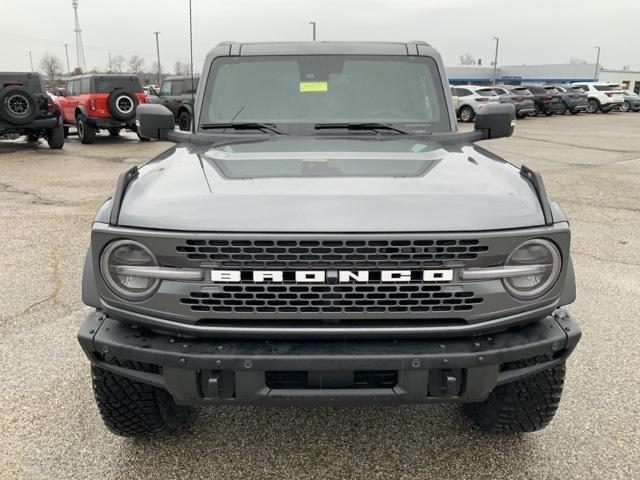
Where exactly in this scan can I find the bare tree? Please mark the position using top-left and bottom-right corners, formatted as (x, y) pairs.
(569, 57), (586, 64)
(458, 53), (475, 65)
(39, 52), (63, 82)
(128, 55), (145, 74)
(111, 54), (124, 73)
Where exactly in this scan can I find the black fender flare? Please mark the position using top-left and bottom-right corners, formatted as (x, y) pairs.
(177, 102), (193, 117)
(75, 105), (88, 119)
(82, 247), (100, 308)
(558, 255), (576, 306)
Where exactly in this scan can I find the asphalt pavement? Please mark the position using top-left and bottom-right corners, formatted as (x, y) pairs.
(0, 114), (638, 479)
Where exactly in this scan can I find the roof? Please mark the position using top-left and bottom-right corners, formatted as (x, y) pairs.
(163, 75), (201, 81)
(67, 73), (141, 80)
(209, 41), (433, 57)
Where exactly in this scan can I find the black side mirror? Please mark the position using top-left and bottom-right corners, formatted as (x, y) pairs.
(136, 104), (175, 140)
(474, 103), (515, 139)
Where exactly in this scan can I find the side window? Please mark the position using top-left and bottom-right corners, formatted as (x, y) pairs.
(457, 88), (472, 97)
(80, 78), (91, 94)
(66, 80), (75, 96)
(172, 80), (186, 96)
(184, 78), (198, 93)
(160, 81), (172, 96)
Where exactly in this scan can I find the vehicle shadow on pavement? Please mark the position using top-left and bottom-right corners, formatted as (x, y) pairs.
(109, 404), (539, 479)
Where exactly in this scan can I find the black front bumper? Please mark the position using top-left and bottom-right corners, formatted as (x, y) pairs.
(78, 309), (580, 406)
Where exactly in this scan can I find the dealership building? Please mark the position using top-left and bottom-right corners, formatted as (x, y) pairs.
(447, 63), (640, 92)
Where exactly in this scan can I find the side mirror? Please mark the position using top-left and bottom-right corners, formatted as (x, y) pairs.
(136, 104), (175, 140)
(474, 103), (515, 139)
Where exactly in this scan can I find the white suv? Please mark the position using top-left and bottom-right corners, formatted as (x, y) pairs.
(571, 82), (624, 113)
(450, 85), (501, 122)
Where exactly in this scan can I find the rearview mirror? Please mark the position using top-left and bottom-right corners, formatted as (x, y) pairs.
(136, 104), (175, 140)
(474, 103), (515, 139)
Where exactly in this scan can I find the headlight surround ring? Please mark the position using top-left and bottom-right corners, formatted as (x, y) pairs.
(100, 239), (160, 300)
(503, 238), (561, 300)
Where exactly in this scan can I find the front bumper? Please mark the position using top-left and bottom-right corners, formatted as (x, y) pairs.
(78, 308), (580, 406)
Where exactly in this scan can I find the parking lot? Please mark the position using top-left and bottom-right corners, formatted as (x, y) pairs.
(0, 112), (639, 479)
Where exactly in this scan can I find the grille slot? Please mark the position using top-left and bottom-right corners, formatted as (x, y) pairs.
(181, 284), (483, 314)
(176, 238), (489, 269)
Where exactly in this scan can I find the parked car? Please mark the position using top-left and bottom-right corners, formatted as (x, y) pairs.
(450, 85), (500, 122)
(79, 41), (580, 438)
(571, 82), (624, 113)
(548, 85), (588, 114)
(0, 72), (64, 149)
(148, 75), (199, 131)
(55, 74), (146, 144)
(514, 85), (564, 116)
(620, 90), (640, 112)
(490, 85), (536, 118)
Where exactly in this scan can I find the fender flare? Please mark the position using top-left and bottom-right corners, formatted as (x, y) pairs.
(75, 105), (88, 119)
(558, 255), (576, 306)
(82, 247), (100, 308)
(177, 102), (194, 117)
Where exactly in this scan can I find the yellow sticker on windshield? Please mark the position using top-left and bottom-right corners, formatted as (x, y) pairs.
(300, 81), (328, 92)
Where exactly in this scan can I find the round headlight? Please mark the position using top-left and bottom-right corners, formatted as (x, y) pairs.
(100, 240), (159, 300)
(503, 239), (561, 299)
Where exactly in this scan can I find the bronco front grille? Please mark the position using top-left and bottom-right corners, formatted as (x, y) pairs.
(180, 284), (483, 314)
(176, 238), (489, 269)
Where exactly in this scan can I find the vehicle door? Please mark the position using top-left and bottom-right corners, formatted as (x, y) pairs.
(158, 80), (174, 113)
(61, 79), (78, 122)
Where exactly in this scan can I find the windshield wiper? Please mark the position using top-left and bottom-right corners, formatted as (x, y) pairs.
(201, 122), (283, 135)
(315, 122), (409, 134)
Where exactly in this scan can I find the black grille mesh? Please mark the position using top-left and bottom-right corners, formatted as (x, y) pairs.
(176, 238), (489, 269)
(180, 284), (483, 315)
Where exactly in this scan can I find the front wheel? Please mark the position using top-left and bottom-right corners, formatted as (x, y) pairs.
(463, 360), (566, 433)
(586, 99), (599, 113)
(557, 103), (567, 115)
(91, 361), (190, 437)
(458, 106), (474, 123)
(178, 110), (192, 131)
(47, 124), (64, 149)
(77, 115), (96, 144)
(620, 101), (631, 112)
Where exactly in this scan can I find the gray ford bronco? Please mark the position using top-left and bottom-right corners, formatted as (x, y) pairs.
(78, 41), (580, 437)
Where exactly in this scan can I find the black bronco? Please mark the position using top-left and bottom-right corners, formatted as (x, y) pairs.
(0, 72), (64, 149)
(148, 75), (200, 131)
(79, 41), (580, 437)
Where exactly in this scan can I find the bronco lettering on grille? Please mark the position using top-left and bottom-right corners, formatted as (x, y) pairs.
(211, 269), (454, 283)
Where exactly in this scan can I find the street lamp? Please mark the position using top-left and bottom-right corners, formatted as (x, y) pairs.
(153, 31), (161, 85)
(594, 46), (601, 81)
(492, 36), (500, 85)
(309, 21), (316, 41)
(64, 44), (70, 74)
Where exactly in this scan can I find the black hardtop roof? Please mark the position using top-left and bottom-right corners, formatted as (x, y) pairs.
(0, 71), (42, 77)
(163, 75), (201, 82)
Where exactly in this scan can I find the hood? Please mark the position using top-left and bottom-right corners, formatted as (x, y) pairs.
(116, 137), (545, 232)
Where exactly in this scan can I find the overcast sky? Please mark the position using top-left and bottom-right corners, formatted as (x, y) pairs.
(1, 0), (639, 73)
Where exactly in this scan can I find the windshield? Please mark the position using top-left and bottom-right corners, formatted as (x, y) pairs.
(199, 55), (450, 132)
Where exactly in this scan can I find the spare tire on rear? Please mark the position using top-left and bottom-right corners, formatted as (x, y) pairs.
(107, 89), (138, 121)
(0, 86), (38, 125)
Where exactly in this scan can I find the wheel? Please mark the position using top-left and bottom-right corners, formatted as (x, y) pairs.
(586, 99), (599, 113)
(557, 103), (567, 115)
(458, 105), (474, 123)
(463, 360), (566, 433)
(46, 124), (64, 149)
(91, 361), (190, 437)
(178, 110), (192, 131)
(63, 126), (69, 138)
(620, 101), (631, 112)
(0, 86), (38, 125)
(107, 89), (138, 121)
(108, 127), (121, 137)
(77, 115), (96, 144)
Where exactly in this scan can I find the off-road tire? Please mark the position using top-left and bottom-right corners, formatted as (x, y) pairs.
(91, 361), (190, 437)
(0, 86), (38, 125)
(108, 127), (121, 137)
(47, 124), (64, 149)
(458, 105), (474, 123)
(77, 114), (96, 144)
(463, 360), (565, 433)
(107, 89), (138, 121)
(178, 110), (192, 131)
(586, 98), (600, 113)
(620, 101), (631, 112)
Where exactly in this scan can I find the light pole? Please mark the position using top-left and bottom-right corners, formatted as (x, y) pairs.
(64, 44), (70, 74)
(309, 21), (316, 41)
(492, 36), (499, 85)
(594, 46), (601, 81)
(29, 51), (33, 71)
(154, 31), (161, 85)
(108, 52), (112, 72)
